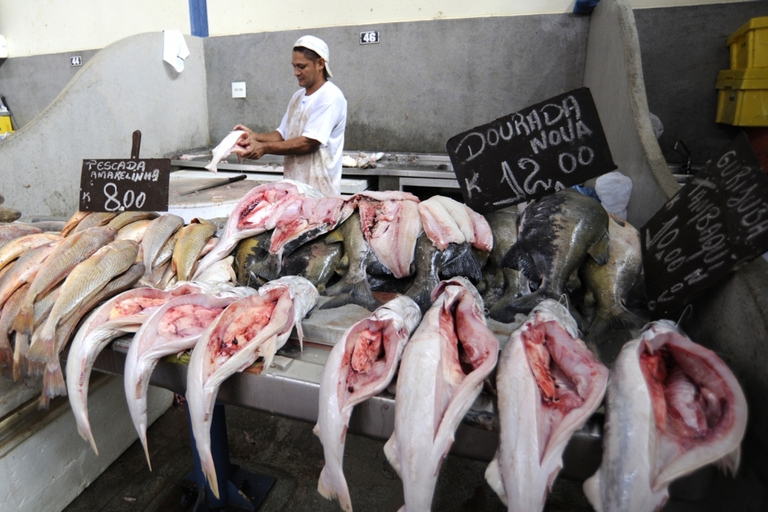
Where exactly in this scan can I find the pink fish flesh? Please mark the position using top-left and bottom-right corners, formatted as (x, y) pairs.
(356, 194), (422, 278)
(192, 180), (320, 279)
(418, 196), (493, 252)
(186, 276), (318, 498)
(583, 320), (748, 512)
(314, 295), (422, 511)
(384, 277), (499, 511)
(485, 299), (608, 511)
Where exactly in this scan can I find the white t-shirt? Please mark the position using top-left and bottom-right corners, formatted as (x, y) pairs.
(277, 81), (347, 196)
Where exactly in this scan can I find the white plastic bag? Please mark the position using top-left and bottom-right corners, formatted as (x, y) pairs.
(595, 171), (633, 219)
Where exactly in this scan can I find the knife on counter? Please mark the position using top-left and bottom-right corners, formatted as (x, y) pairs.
(178, 174), (248, 196)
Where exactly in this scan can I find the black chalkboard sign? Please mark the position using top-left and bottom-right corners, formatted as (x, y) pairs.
(641, 133), (768, 319)
(79, 158), (170, 212)
(446, 87), (616, 213)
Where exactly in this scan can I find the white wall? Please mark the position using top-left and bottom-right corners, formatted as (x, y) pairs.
(0, 0), (759, 57)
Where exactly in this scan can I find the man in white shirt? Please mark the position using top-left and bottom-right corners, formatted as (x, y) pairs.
(232, 35), (347, 196)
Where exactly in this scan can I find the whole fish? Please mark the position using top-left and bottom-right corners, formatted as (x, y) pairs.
(124, 292), (240, 468)
(186, 276), (318, 498)
(116, 218), (153, 243)
(0, 240), (60, 309)
(495, 188), (609, 322)
(485, 299), (609, 511)
(106, 211), (160, 230)
(384, 277), (499, 511)
(66, 283), (203, 454)
(583, 320), (748, 512)
(172, 218), (218, 282)
(0, 223), (42, 248)
(580, 213), (646, 345)
(0, 283), (28, 372)
(140, 214), (185, 282)
(482, 208), (530, 318)
(71, 212), (119, 234)
(60, 211), (91, 237)
(205, 130), (246, 172)
(193, 180), (319, 279)
(27, 240), (140, 401)
(0, 232), (62, 272)
(14, 226), (117, 335)
(355, 191), (422, 279)
(321, 212), (381, 311)
(314, 295), (422, 511)
(280, 237), (343, 294)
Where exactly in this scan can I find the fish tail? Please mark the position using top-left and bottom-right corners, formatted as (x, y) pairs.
(585, 307), (646, 344)
(140, 432), (153, 471)
(405, 276), (439, 314)
(439, 244), (483, 283)
(317, 465), (353, 512)
(13, 332), (30, 382)
(201, 451), (220, 499)
(0, 341), (13, 370)
(321, 280), (381, 312)
(487, 290), (543, 322)
(25, 328), (56, 364)
(250, 253), (281, 282)
(13, 302), (34, 336)
(74, 407), (99, 455)
(41, 362), (67, 404)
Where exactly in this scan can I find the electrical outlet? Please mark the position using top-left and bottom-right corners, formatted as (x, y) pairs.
(232, 82), (246, 98)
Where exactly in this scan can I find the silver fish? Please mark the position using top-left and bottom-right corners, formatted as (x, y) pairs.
(583, 320), (748, 512)
(140, 214), (184, 281)
(314, 295), (421, 511)
(384, 277), (499, 511)
(485, 299), (609, 511)
(205, 130), (246, 172)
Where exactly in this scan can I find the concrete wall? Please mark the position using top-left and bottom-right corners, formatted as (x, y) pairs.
(635, 2), (768, 166)
(0, 33), (209, 218)
(204, 15), (588, 153)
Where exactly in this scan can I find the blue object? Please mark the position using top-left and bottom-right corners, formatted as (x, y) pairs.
(573, 0), (601, 14)
(572, 185), (600, 201)
(189, 0), (209, 37)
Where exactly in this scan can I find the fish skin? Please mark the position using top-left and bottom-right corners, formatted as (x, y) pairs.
(172, 218), (218, 282)
(322, 212), (381, 311)
(357, 194), (422, 279)
(0, 233), (62, 273)
(116, 218), (153, 243)
(315, 295), (422, 512)
(583, 320), (748, 512)
(0, 206), (22, 223)
(193, 180), (319, 279)
(580, 213), (646, 345)
(66, 283), (203, 454)
(418, 195), (494, 253)
(384, 277), (499, 512)
(280, 237), (343, 294)
(186, 276), (318, 498)
(0, 241), (60, 309)
(140, 214), (185, 281)
(0, 283), (28, 372)
(0, 223), (43, 248)
(205, 130), (246, 172)
(14, 226), (118, 335)
(107, 211), (160, 230)
(484, 299), (609, 511)
(125, 292), (240, 468)
(233, 232), (273, 288)
(482, 207), (530, 315)
(71, 212), (119, 234)
(496, 188), (609, 321)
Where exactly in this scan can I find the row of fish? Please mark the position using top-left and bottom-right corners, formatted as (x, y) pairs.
(314, 278), (747, 512)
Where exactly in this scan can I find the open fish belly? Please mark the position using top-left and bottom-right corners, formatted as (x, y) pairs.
(584, 321), (748, 512)
(358, 195), (422, 279)
(315, 295), (421, 511)
(486, 299), (608, 511)
(385, 277), (498, 511)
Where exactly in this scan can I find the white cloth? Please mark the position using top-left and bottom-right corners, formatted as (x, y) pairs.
(277, 81), (347, 196)
(163, 29), (190, 73)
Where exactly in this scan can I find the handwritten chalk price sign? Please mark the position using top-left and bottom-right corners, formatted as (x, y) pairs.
(446, 87), (616, 213)
(641, 133), (768, 319)
(79, 158), (170, 212)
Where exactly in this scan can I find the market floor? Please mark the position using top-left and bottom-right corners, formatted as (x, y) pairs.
(62, 396), (765, 512)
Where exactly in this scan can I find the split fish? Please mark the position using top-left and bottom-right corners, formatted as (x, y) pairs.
(354, 191), (422, 279)
(496, 188), (609, 322)
(205, 130), (246, 172)
(314, 295), (422, 511)
(66, 283), (203, 454)
(193, 180), (319, 279)
(484, 299), (609, 511)
(383, 277), (499, 511)
(583, 320), (748, 512)
(125, 292), (243, 468)
(186, 276), (318, 498)
(418, 195), (493, 252)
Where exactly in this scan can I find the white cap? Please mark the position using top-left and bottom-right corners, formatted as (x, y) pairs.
(293, 35), (332, 78)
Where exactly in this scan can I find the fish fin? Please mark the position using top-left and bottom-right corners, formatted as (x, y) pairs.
(41, 363), (67, 405)
(25, 328), (56, 364)
(322, 280), (381, 312)
(77, 420), (100, 456)
(439, 243), (483, 283)
(405, 276), (439, 314)
(488, 289), (552, 321)
(585, 307), (647, 344)
(324, 229), (344, 245)
(583, 472), (603, 512)
(141, 432), (153, 471)
(714, 447), (741, 477)
(501, 243), (540, 282)
(13, 332), (30, 382)
(13, 302), (34, 336)
(249, 253), (281, 282)
(383, 433), (403, 479)
(587, 229), (610, 266)
(317, 466), (353, 512)
(484, 455), (508, 506)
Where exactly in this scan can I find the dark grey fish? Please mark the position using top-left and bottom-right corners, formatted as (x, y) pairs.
(233, 231), (273, 289)
(0, 206), (22, 223)
(280, 238), (343, 294)
(321, 212), (381, 311)
(483, 207), (530, 317)
(495, 188), (609, 322)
